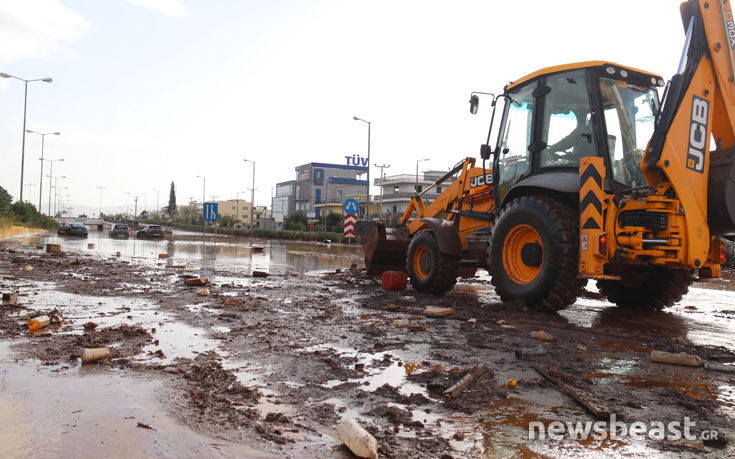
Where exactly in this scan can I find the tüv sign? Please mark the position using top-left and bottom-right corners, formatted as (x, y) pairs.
(345, 154), (369, 167)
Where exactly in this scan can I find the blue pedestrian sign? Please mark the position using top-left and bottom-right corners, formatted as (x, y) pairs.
(203, 202), (218, 222)
(343, 198), (360, 215)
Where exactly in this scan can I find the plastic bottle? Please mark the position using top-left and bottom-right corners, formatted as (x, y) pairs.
(337, 419), (378, 459)
(81, 347), (110, 363)
(28, 315), (50, 330)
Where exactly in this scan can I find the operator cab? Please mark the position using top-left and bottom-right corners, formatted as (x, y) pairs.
(474, 61), (665, 205)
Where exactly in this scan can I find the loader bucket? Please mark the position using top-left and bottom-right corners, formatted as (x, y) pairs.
(708, 147), (735, 236)
(363, 223), (410, 276)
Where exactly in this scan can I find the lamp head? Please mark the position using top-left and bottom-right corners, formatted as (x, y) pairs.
(0, 72), (10, 78)
(42, 78), (52, 83)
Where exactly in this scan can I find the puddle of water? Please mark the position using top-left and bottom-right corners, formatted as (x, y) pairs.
(0, 341), (271, 458)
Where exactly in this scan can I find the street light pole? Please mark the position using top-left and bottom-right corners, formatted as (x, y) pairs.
(96, 186), (105, 217)
(46, 158), (63, 215)
(415, 158), (430, 192)
(352, 116), (371, 220)
(26, 130), (60, 211)
(0, 73), (53, 202)
(196, 175), (206, 238)
(243, 159), (255, 230)
(374, 163), (390, 220)
(153, 189), (160, 216)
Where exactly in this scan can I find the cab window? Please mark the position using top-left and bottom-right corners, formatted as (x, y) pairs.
(496, 85), (534, 203)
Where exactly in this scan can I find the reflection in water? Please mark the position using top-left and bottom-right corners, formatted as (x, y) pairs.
(42, 228), (361, 275)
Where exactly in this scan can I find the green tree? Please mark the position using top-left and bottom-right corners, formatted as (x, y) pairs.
(168, 181), (177, 216)
(284, 212), (307, 231)
(218, 214), (240, 228)
(0, 186), (11, 217)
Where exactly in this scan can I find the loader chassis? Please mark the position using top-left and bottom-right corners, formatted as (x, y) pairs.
(364, 0), (734, 312)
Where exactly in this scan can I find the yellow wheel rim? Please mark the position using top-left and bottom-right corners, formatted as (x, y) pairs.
(502, 224), (543, 285)
(413, 246), (431, 279)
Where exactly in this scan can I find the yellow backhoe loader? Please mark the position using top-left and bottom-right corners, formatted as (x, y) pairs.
(364, 0), (735, 311)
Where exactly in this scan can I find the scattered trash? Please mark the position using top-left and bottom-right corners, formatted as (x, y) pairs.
(337, 418), (378, 459)
(87, 243), (95, 249)
(703, 361), (735, 373)
(223, 298), (243, 306)
(424, 306), (456, 317)
(158, 253), (169, 259)
(576, 345), (588, 352)
(50, 313), (63, 325)
(252, 271), (269, 278)
(28, 315), (50, 330)
(252, 246), (265, 253)
(515, 348), (548, 358)
(651, 350), (702, 367)
(81, 347), (110, 363)
(531, 330), (557, 341)
(535, 366), (616, 418)
(507, 379), (517, 388)
(392, 319), (428, 331)
(115, 251), (121, 257)
(82, 322), (98, 330)
(197, 288), (210, 297)
(2, 292), (19, 304)
(184, 277), (208, 286)
(443, 364), (488, 401)
(385, 304), (400, 310)
(46, 243), (61, 253)
(21, 266), (33, 272)
(89, 280), (97, 286)
(381, 271), (407, 290)
(136, 421), (156, 430)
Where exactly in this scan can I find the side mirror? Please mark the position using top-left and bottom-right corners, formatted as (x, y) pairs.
(469, 95), (479, 114)
(480, 144), (493, 160)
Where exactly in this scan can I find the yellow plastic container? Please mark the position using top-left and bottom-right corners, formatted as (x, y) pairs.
(28, 315), (50, 330)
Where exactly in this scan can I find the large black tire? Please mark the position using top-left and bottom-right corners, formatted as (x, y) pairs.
(406, 231), (458, 294)
(723, 237), (735, 268)
(489, 196), (580, 312)
(597, 267), (694, 310)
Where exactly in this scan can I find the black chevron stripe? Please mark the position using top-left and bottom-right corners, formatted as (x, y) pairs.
(580, 164), (603, 188)
(582, 217), (601, 229)
(580, 190), (602, 214)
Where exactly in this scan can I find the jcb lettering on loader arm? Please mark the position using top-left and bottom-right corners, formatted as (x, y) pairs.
(687, 95), (709, 173)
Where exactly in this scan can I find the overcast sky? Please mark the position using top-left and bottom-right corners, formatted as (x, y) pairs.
(0, 0), (685, 216)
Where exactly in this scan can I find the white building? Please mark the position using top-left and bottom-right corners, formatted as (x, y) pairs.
(374, 170), (452, 217)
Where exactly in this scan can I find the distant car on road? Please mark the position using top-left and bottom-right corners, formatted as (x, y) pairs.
(57, 224), (71, 235)
(65, 223), (88, 237)
(136, 225), (165, 239)
(109, 224), (130, 239)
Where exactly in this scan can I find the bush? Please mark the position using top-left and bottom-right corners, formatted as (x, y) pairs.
(0, 186), (57, 230)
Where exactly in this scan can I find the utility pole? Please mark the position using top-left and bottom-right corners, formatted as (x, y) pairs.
(244, 159), (255, 230)
(374, 163), (390, 221)
(134, 196), (139, 218)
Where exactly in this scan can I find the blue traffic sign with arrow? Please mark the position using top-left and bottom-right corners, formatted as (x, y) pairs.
(343, 198), (359, 215)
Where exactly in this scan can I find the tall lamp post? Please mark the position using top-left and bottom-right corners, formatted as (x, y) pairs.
(96, 186), (105, 218)
(196, 175), (206, 237)
(352, 116), (371, 220)
(45, 158), (64, 215)
(0, 72), (53, 202)
(375, 163), (390, 220)
(153, 189), (160, 216)
(26, 129), (60, 211)
(415, 158), (429, 192)
(243, 159), (255, 230)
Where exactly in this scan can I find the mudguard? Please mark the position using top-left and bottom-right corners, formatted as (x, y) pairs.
(417, 218), (462, 257)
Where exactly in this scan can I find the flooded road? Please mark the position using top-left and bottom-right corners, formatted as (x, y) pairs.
(2, 229), (735, 457)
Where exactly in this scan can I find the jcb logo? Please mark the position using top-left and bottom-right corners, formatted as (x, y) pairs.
(726, 8), (735, 49)
(686, 95), (708, 174)
(470, 173), (492, 188)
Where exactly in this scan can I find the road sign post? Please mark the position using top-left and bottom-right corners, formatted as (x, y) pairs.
(344, 214), (357, 238)
(202, 202), (218, 245)
(343, 198), (360, 216)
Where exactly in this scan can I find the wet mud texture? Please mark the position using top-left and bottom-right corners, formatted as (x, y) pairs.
(2, 242), (735, 457)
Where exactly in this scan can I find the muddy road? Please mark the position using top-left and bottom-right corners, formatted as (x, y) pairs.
(1, 230), (735, 458)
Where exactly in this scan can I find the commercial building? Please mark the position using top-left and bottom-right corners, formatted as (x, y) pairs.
(215, 199), (268, 228)
(272, 162), (368, 227)
(374, 170), (451, 218)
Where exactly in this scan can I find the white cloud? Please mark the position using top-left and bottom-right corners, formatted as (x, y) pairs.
(0, 0), (90, 62)
(124, 0), (188, 18)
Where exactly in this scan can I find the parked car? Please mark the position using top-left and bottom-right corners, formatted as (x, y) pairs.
(136, 225), (165, 239)
(57, 224), (71, 235)
(66, 223), (88, 237)
(109, 224), (130, 239)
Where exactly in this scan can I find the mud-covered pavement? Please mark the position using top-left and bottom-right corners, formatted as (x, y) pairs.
(2, 230), (735, 458)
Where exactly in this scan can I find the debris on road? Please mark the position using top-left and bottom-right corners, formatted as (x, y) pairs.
(2, 292), (19, 304)
(530, 330), (557, 341)
(81, 347), (111, 363)
(381, 271), (407, 290)
(82, 322), (98, 330)
(703, 361), (735, 373)
(28, 315), (50, 330)
(337, 418), (378, 459)
(197, 288), (210, 296)
(424, 306), (456, 317)
(515, 348), (548, 358)
(136, 421), (156, 430)
(252, 270), (268, 278)
(223, 298), (243, 306)
(650, 350), (703, 367)
(392, 319), (428, 331)
(443, 364), (488, 401)
(535, 366), (616, 418)
(184, 277), (208, 286)
(46, 243), (61, 253)
(158, 253), (169, 259)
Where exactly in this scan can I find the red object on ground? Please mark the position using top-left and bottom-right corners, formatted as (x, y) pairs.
(382, 271), (407, 290)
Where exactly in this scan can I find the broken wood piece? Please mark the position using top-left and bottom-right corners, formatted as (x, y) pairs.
(392, 319), (428, 331)
(443, 364), (488, 401)
(385, 304), (400, 310)
(424, 306), (456, 317)
(651, 350), (702, 367)
(46, 243), (61, 253)
(703, 362), (735, 373)
(535, 366), (616, 419)
(531, 331), (557, 341)
(184, 277), (208, 286)
(2, 292), (19, 304)
(252, 271), (268, 278)
(223, 298), (243, 306)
